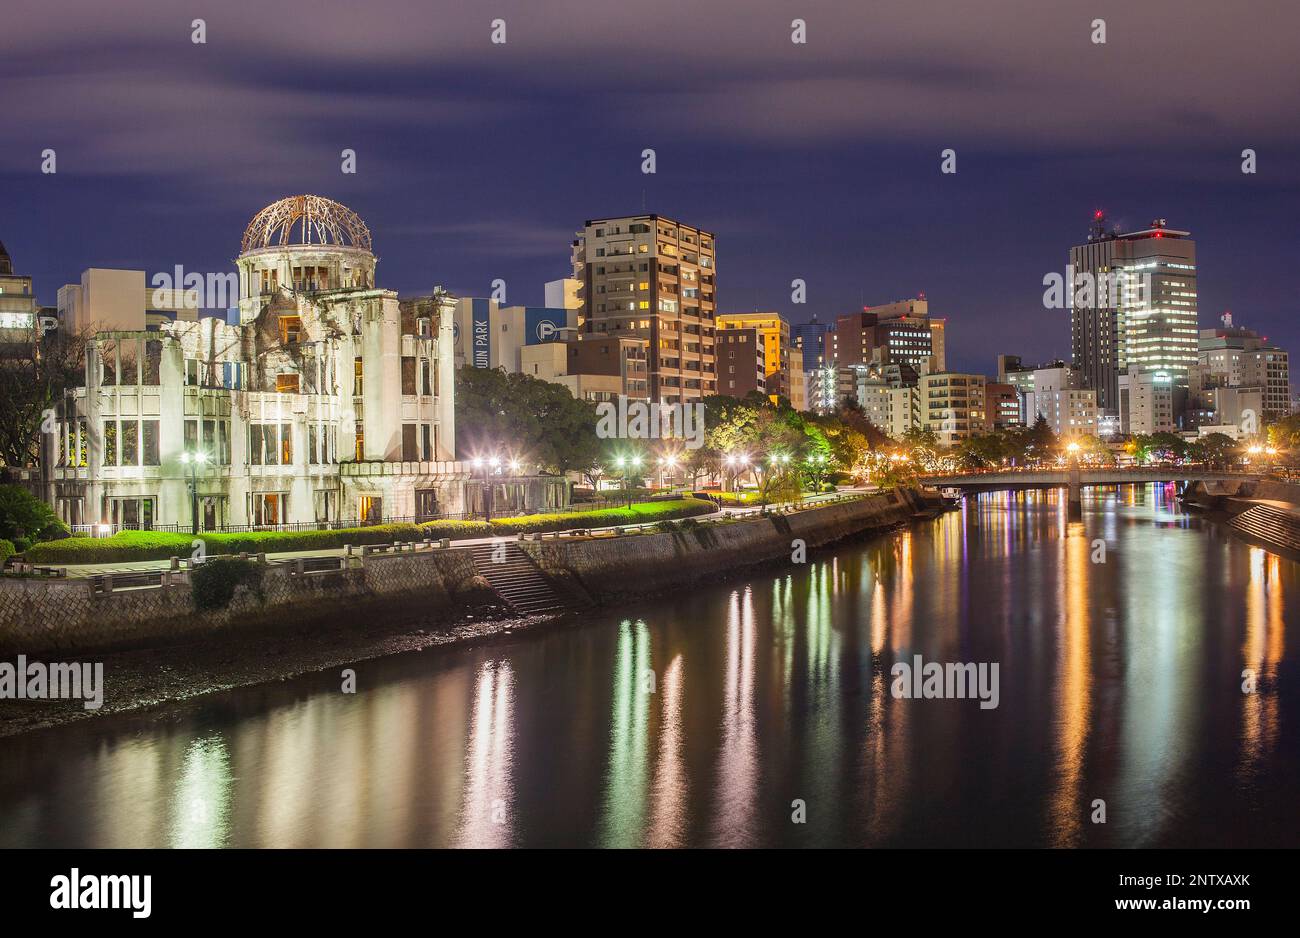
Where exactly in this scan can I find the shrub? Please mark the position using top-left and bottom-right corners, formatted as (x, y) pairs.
(11, 537), (32, 554)
(25, 499), (717, 563)
(191, 556), (265, 611)
(0, 485), (63, 544)
(26, 531), (199, 564)
(0, 539), (14, 566)
(419, 519), (493, 539)
(487, 498), (715, 535)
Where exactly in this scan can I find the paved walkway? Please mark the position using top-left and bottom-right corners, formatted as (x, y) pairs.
(50, 489), (866, 578)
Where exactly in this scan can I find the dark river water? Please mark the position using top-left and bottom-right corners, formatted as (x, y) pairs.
(2, 484), (1297, 848)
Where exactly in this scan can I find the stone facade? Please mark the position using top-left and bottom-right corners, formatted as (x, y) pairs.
(42, 195), (468, 530)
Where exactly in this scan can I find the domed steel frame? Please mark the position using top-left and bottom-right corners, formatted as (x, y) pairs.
(241, 195), (372, 255)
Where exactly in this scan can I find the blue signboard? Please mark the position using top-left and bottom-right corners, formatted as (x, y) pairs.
(524, 307), (566, 345)
(472, 298), (490, 367)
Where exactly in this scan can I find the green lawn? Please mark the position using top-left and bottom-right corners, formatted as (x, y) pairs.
(22, 498), (716, 564)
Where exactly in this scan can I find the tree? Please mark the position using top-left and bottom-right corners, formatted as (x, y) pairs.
(1188, 432), (1237, 468)
(0, 484), (65, 543)
(956, 433), (1007, 469)
(454, 366), (602, 476)
(0, 328), (89, 470)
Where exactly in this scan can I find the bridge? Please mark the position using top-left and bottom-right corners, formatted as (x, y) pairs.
(918, 468), (1260, 491)
(918, 468), (1262, 516)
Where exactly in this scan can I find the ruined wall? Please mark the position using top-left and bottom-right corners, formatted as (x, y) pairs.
(0, 548), (478, 655)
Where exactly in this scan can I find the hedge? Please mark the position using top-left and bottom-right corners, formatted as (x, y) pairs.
(0, 539), (14, 566)
(23, 499), (716, 564)
(484, 498), (715, 534)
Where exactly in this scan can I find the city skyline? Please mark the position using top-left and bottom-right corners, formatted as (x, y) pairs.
(4, 1), (1299, 376)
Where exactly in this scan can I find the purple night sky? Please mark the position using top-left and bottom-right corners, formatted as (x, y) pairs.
(3, 0), (1298, 374)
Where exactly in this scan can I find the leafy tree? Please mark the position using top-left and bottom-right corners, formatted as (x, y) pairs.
(1187, 432), (1238, 468)
(0, 328), (89, 469)
(454, 366), (602, 476)
(0, 484), (66, 543)
(957, 433), (1008, 469)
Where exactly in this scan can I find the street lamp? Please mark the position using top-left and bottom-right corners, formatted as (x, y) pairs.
(179, 450), (207, 535)
(472, 455), (500, 522)
(614, 455), (642, 507)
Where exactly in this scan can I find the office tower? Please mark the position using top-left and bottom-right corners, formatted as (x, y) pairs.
(1069, 214), (1198, 412)
(573, 214), (716, 403)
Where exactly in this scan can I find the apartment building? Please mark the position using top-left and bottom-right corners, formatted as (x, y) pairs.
(520, 334), (649, 403)
(1027, 365), (1099, 438)
(919, 372), (987, 445)
(717, 326), (767, 397)
(573, 214), (716, 403)
(717, 310), (791, 400)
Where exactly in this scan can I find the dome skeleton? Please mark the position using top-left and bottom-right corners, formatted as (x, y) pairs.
(240, 195), (373, 255)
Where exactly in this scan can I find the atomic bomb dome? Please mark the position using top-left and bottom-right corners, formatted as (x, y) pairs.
(236, 195), (377, 306)
(240, 194), (372, 255)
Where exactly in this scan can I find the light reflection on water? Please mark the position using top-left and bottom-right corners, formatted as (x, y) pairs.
(0, 484), (1296, 848)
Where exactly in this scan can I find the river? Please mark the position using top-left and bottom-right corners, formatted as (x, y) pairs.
(1, 484), (1296, 847)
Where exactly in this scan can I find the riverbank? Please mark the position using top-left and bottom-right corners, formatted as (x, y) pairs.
(1180, 477), (1300, 559)
(0, 488), (931, 738)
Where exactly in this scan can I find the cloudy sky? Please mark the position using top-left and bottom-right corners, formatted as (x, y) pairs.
(3, 0), (1298, 373)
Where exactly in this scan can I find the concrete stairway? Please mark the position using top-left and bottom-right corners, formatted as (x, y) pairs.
(467, 541), (572, 616)
(1228, 504), (1300, 554)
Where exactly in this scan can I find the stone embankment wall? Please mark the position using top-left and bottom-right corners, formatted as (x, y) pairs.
(0, 549), (480, 655)
(0, 489), (930, 654)
(521, 489), (924, 600)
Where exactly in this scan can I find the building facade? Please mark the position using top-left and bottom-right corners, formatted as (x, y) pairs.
(1027, 365), (1099, 438)
(717, 310), (791, 401)
(919, 372), (987, 445)
(717, 326), (767, 397)
(41, 195), (493, 531)
(573, 214), (717, 403)
(0, 241), (39, 354)
(1069, 215), (1198, 412)
(520, 335), (649, 403)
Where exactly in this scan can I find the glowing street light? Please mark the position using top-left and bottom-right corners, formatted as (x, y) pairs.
(179, 450), (208, 535)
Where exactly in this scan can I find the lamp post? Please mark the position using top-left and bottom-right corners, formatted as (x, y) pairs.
(615, 455), (642, 508)
(472, 455), (500, 522)
(658, 454), (679, 491)
(179, 450), (207, 535)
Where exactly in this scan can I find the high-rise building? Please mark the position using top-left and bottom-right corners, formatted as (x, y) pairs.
(1069, 214), (1198, 412)
(573, 214), (716, 403)
(717, 311), (791, 400)
(793, 315), (831, 371)
(788, 369), (808, 412)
